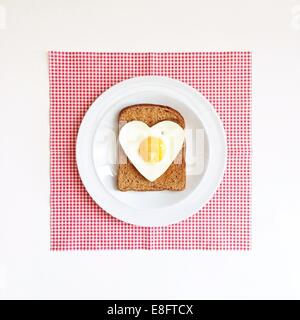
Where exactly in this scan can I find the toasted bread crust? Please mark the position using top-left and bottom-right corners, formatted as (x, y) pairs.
(118, 104), (186, 191)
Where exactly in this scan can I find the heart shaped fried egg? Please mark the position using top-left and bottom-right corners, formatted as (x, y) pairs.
(119, 121), (185, 182)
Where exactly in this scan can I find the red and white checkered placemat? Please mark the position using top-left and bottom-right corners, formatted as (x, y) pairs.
(49, 52), (251, 250)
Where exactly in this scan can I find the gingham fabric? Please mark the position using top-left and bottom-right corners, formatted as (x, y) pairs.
(49, 52), (251, 250)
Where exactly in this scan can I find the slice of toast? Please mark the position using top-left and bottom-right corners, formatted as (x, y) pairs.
(117, 104), (186, 191)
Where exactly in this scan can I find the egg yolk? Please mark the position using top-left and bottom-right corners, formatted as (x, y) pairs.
(139, 136), (166, 163)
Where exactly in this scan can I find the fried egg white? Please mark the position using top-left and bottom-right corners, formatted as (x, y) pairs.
(119, 121), (185, 182)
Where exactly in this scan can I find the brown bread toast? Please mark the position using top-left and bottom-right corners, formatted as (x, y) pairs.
(117, 104), (186, 191)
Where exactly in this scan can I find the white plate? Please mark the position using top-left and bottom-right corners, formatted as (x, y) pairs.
(76, 76), (227, 226)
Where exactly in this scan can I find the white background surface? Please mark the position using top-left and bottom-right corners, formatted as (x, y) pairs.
(0, 0), (300, 299)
